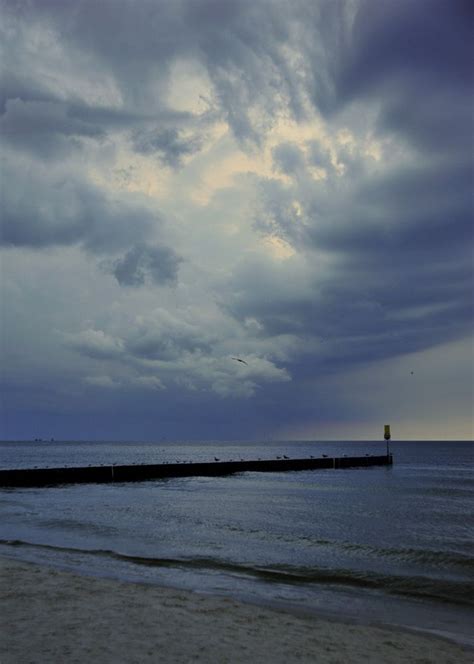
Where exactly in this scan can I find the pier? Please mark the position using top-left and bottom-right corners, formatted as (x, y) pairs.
(0, 454), (392, 488)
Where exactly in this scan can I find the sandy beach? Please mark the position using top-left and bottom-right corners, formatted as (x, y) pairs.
(0, 557), (470, 664)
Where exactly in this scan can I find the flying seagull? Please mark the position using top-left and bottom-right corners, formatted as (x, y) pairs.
(232, 357), (248, 365)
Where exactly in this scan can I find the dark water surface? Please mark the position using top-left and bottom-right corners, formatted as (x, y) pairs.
(0, 440), (472, 645)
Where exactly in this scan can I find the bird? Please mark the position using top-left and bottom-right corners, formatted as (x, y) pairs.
(214, 457), (220, 462)
(322, 454), (328, 458)
(231, 357), (248, 365)
(283, 455), (289, 459)
(276, 456), (282, 459)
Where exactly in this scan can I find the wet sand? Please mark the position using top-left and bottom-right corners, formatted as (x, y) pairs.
(0, 557), (470, 663)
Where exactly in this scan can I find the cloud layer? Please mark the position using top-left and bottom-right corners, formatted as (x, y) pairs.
(1, 0), (472, 440)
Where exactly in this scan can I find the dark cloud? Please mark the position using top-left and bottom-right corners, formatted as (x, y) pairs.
(131, 127), (203, 168)
(335, 0), (473, 154)
(0, 0), (313, 144)
(306, 161), (473, 258)
(248, 0), (472, 383)
(0, 160), (151, 251)
(112, 243), (181, 287)
(249, 156), (473, 369)
(224, 248), (472, 379)
(1, 0), (472, 439)
(0, 99), (104, 158)
(338, 0), (472, 101)
(0, 157), (181, 288)
(272, 142), (305, 176)
(4, 0), (469, 152)
(307, 140), (334, 174)
(0, 84), (198, 164)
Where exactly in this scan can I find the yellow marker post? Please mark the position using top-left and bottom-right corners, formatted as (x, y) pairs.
(384, 425), (391, 456)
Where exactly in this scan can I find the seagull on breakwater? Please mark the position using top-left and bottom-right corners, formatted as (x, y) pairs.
(231, 357), (248, 365)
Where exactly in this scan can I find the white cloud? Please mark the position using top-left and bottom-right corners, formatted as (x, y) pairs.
(64, 329), (124, 360)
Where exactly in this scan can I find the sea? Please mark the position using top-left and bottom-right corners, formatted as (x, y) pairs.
(0, 440), (472, 646)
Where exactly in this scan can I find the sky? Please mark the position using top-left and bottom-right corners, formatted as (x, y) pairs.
(0, 0), (472, 442)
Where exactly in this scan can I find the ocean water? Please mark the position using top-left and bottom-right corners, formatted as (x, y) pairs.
(0, 440), (472, 646)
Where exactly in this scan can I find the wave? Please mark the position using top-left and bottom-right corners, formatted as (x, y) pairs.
(219, 526), (474, 571)
(411, 486), (474, 498)
(1, 538), (472, 607)
(335, 542), (474, 570)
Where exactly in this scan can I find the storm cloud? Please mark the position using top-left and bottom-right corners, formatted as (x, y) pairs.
(112, 243), (181, 287)
(1, 0), (472, 440)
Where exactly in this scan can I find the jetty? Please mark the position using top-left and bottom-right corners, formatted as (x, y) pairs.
(0, 454), (392, 488)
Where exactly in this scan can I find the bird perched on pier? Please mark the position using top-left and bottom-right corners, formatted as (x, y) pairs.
(231, 357), (248, 365)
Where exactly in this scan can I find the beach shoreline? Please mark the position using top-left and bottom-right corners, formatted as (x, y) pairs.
(0, 556), (471, 664)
